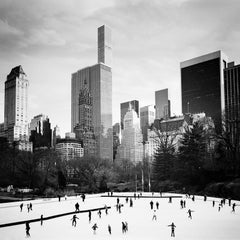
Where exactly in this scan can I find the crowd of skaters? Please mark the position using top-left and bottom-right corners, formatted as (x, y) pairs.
(16, 191), (239, 238)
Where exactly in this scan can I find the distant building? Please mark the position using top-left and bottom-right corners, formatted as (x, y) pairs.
(140, 105), (155, 142)
(120, 100), (139, 129)
(181, 50), (228, 131)
(224, 62), (240, 153)
(4, 65), (32, 151)
(56, 132), (84, 161)
(113, 123), (121, 160)
(155, 89), (171, 120)
(52, 125), (61, 149)
(29, 114), (52, 150)
(117, 106), (143, 163)
(71, 25), (112, 161)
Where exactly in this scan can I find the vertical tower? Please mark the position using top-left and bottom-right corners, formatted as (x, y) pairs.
(4, 66), (29, 143)
(180, 50), (228, 131)
(155, 89), (170, 120)
(98, 25), (112, 66)
(120, 100), (139, 129)
(71, 26), (113, 161)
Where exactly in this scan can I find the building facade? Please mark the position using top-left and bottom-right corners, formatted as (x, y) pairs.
(4, 65), (32, 151)
(56, 133), (84, 161)
(120, 100), (139, 129)
(224, 62), (240, 154)
(140, 105), (155, 142)
(181, 50), (228, 131)
(155, 89), (171, 120)
(71, 25), (112, 161)
(29, 114), (52, 150)
(117, 107), (143, 163)
(52, 125), (61, 149)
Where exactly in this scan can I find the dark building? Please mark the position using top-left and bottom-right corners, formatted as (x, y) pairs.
(224, 62), (240, 155)
(112, 123), (120, 160)
(180, 50), (228, 131)
(120, 100), (139, 129)
(29, 114), (52, 150)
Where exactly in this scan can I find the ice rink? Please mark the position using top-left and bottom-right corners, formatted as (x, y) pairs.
(0, 192), (239, 240)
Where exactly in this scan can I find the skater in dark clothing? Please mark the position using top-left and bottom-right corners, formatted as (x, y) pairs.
(212, 200), (215, 207)
(150, 200), (154, 209)
(98, 209), (102, 218)
(168, 222), (176, 237)
(25, 221), (30, 237)
(130, 198), (133, 207)
(156, 201), (159, 210)
(187, 209), (194, 219)
(58, 195), (61, 202)
(122, 222), (127, 233)
(92, 223), (98, 234)
(75, 202), (80, 212)
(105, 205), (108, 215)
(152, 210), (157, 220)
(125, 222), (128, 232)
(29, 203), (32, 211)
(192, 195), (195, 201)
(108, 224), (111, 234)
(81, 194), (86, 202)
(183, 200), (186, 208)
(218, 204), (221, 212)
(228, 198), (232, 206)
(126, 197), (129, 203)
(20, 203), (23, 212)
(71, 214), (79, 227)
(117, 197), (120, 204)
(88, 210), (92, 222)
(232, 203), (236, 213)
(169, 197), (172, 203)
(118, 204), (122, 213)
(40, 214), (43, 226)
(180, 200), (183, 208)
(27, 204), (30, 213)
(204, 195), (207, 201)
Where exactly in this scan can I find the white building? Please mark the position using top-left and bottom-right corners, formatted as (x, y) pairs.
(117, 106), (143, 163)
(56, 132), (84, 161)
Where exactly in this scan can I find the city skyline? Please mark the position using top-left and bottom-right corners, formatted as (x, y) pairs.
(0, 0), (240, 136)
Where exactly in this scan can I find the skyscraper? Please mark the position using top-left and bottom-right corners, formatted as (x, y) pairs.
(120, 100), (139, 129)
(180, 50), (228, 130)
(4, 65), (32, 151)
(29, 114), (52, 150)
(140, 105), (155, 142)
(52, 125), (61, 149)
(71, 25), (113, 161)
(117, 106), (143, 163)
(155, 89), (171, 120)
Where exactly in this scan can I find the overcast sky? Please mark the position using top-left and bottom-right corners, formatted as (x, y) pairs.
(0, 0), (240, 136)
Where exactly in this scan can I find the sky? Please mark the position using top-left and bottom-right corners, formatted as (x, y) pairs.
(0, 0), (240, 136)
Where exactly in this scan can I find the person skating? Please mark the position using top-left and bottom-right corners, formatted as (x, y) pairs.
(232, 203), (236, 213)
(29, 203), (32, 211)
(88, 210), (92, 222)
(130, 198), (133, 207)
(169, 197), (172, 203)
(92, 223), (98, 234)
(25, 221), (30, 237)
(156, 201), (159, 210)
(98, 209), (102, 218)
(122, 222), (127, 233)
(71, 214), (79, 227)
(168, 222), (176, 237)
(40, 214), (43, 226)
(152, 210), (157, 221)
(212, 200), (215, 207)
(150, 200), (154, 210)
(108, 224), (112, 235)
(187, 209), (194, 219)
(228, 198), (232, 206)
(75, 202), (80, 212)
(20, 203), (23, 212)
(105, 205), (108, 215)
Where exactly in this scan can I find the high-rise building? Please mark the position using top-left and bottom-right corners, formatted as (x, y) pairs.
(113, 122), (121, 160)
(155, 89), (171, 120)
(71, 25), (112, 161)
(117, 106), (143, 163)
(4, 65), (32, 151)
(224, 62), (240, 152)
(52, 125), (61, 149)
(98, 25), (112, 66)
(180, 50), (228, 131)
(120, 100), (139, 129)
(73, 87), (96, 156)
(140, 105), (155, 142)
(29, 114), (52, 150)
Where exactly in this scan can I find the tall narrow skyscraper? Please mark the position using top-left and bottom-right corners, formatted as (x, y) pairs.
(4, 66), (32, 151)
(98, 25), (112, 66)
(180, 50), (228, 130)
(155, 89), (170, 120)
(71, 25), (113, 161)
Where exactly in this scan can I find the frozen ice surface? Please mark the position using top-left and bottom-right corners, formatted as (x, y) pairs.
(0, 192), (239, 240)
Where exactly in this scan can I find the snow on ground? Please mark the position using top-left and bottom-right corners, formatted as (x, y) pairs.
(0, 192), (239, 240)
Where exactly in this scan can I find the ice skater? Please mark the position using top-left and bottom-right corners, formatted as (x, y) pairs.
(150, 200), (154, 209)
(228, 198), (232, 206)
(75, 202), (80, 212)
(20, 203), (23, 212)
(152, 210), (157, 221)
(71, 214), (79, 227)
(40, 214), (43, 226)
(98, 209), (102, 218)
(92, 223), (98, 234)
(88, 210), (92, 222)
(156, 201), (159, 209)
(122, 222), (127, 233)
(232, 203), (236, 213)
(25, 221), (30, 237)
(108, 224), (112, 234)
(105, 205), (108, 215)
(27, 204), (30, 213)
(212, 200), (215, 207)
(187, 209), (194, 219)
(130, 198), (133, 207)
(169, 197), (172, 203)
(168, 222), (176, 237)
(29, 203), (32, 211)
